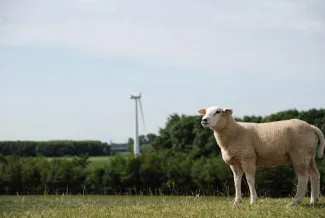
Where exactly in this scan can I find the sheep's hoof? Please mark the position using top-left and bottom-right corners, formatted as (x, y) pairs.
(310, 198), (319, 206)
(250, 198), (257, 205)
(287, 200), (300, 207)
(233, 201), (241, 206)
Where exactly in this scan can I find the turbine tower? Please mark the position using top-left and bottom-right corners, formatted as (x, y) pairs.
(129, 92), (145, 157)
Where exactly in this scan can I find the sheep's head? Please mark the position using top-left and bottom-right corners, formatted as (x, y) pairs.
(198, 106), (233, 130)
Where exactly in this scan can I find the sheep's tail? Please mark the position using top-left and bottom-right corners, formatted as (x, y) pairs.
(311, 125), (325, 158)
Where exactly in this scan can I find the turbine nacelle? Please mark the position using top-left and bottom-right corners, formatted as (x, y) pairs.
(129, 92), (141, 99)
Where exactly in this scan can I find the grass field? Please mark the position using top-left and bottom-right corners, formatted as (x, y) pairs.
(47, 156), (111, 167)
(47, 153), (132, 168)
(0, 195), (324, 218)
(87, 156), (113, 167)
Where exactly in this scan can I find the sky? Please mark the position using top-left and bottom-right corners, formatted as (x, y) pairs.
(1, 0), (325, 143)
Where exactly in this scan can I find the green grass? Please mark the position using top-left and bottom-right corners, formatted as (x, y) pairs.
(0, 195), (324, 217)
(46, 153), (132, 168)
(46, 156), (111, 167)
(87, 156), (112, 167)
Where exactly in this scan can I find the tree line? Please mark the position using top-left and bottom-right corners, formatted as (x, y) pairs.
(0, 140), (111, 157)
(0, 108), (324, 197)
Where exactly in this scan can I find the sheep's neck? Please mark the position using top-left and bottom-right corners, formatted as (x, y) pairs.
(213, 118), (242, 150)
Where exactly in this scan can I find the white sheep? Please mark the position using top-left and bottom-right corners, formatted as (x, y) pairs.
(198, 106), (324, 206)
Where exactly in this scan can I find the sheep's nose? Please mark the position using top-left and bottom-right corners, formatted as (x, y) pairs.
(202, 118), (208, 122)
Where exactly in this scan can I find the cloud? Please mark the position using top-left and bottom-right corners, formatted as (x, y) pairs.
(1, 0), (324, 74)
(69, 0), (98, 3)
(296, 20), (325, 34)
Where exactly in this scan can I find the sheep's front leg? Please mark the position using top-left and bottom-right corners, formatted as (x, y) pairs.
(243, 163), (258, 205)
(230, 165), (244, 205)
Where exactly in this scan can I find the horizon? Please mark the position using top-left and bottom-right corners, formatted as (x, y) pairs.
(1, 106), (323, 144)
(1, 0), (325, 143)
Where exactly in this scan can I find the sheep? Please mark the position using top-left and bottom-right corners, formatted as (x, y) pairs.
(198, 106), (324, 206)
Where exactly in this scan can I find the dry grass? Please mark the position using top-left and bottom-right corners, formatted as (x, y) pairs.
(0, 195), (324, 218)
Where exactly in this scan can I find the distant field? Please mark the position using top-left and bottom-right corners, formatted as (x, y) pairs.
(46, 153), (132, 168)
(0, 195), (324, 218)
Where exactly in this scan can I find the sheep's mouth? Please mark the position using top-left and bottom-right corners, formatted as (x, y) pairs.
(201, 121), (209, 126)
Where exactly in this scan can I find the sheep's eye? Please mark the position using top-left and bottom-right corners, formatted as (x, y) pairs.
(214, 111), (221, 115)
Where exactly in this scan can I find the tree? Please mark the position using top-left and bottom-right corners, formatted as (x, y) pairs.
(0, 153), (7, 178)
(0, 154), (7, 166)
(128, 133), (158, 154)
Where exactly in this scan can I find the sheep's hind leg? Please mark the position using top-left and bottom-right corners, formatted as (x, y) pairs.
(289, 164), (309, 206)
(230, 165), (244, 205)
(308, 158), (320, 205)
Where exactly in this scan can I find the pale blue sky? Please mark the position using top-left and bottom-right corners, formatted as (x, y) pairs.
(1, 0), (325, 143)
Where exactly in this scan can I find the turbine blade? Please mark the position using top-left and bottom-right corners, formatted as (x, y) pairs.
(138, 98), (146, 132)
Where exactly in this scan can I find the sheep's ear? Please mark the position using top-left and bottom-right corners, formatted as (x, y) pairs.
(222, 108), (233, 114)
(198, 109), (206, 115)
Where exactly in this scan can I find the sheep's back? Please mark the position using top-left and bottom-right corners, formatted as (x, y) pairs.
(238, 119), (317, 167)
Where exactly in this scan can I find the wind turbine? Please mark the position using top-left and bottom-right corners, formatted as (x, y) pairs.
(129, 92), (146, 156)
